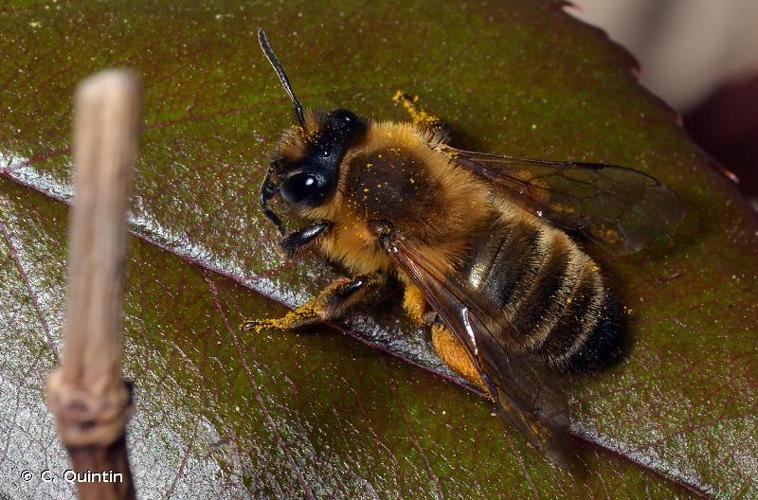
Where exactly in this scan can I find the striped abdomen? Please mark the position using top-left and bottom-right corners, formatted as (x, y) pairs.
(463, 212), (621, 370)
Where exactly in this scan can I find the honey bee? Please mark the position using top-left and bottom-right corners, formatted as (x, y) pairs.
(244, 29), (684, 463)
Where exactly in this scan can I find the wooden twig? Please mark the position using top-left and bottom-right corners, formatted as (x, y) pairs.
(46, 69), (140, 500)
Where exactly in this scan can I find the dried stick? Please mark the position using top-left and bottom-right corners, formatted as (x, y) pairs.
(46, 70), (140, 500)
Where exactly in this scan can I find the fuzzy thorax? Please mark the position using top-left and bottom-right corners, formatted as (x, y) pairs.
(304, 120), (492, 278)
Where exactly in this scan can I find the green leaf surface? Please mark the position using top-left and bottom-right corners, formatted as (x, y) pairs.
(1, 1), (755, 498)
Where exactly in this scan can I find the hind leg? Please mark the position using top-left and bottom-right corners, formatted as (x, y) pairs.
(431, 324), (487, 392)
(402, 284), (488, 393)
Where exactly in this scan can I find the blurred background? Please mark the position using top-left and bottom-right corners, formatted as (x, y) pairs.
(569, 0), (758, 209)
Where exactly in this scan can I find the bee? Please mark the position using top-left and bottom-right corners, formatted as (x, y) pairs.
(244, 29), (685, 463)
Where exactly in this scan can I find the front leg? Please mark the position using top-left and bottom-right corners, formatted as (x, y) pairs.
(241, 274), (384, 333)
(279, 220), (332, 259)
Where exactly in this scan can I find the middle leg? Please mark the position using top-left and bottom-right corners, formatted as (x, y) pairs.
(241, 273), (384, 333)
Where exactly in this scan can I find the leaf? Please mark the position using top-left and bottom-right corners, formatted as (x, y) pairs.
(1, 1), (756, 498)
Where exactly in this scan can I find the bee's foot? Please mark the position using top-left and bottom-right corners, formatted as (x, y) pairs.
(240, 319), (270, 333)
(392, 90), (416, 106)
(240, 303), (325, 334)
(240, 317), (296, 333)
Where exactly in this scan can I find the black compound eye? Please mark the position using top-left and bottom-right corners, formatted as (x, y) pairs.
(330, 109), (358, 131)
(280, 173), (318, 204)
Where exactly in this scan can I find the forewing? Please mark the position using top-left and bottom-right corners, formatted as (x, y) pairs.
(440, 145), (685, 255)
(379, 233), (573, 464)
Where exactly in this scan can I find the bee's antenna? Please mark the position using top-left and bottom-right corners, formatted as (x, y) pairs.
(258, 28), (306, 129)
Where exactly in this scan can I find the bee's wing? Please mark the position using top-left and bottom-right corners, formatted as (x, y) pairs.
(439, 145), (685, 255)
(379, 231), (573, 464)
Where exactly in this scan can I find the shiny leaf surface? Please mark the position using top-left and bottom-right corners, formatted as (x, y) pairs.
(1, 1), (756, 498)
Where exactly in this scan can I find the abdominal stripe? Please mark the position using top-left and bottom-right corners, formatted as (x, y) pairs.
(465, 216), (608, 364)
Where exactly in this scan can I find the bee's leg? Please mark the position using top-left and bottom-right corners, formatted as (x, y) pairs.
(241, 274), (383, 333)
(402, 284), (436, 326)
(392, 90), (450, 141)
(402, 283), (489, 395)
(431, 324), (489, 396)
(279, 220), (332, 259)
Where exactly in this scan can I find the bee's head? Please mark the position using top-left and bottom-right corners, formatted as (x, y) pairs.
(271, 108), (367, 207)
(257, 29), (366, 234)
